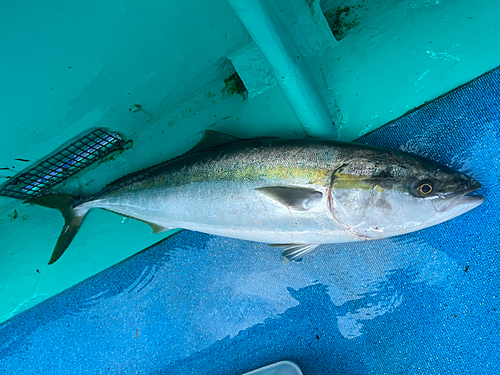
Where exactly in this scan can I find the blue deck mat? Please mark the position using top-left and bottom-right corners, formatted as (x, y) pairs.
(1, 68), (499, 375)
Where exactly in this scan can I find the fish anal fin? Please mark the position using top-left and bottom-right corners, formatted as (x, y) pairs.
(256, 186), (323, 211)
(147, 223), (172, 234)
(269, 243), (320, 262)
(120, 214), (172, 234)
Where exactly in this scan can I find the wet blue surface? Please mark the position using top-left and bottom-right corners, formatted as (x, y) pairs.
(1, 69), (499, 374)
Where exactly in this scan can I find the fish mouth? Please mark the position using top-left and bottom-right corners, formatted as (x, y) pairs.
(432, 178), (484, 214)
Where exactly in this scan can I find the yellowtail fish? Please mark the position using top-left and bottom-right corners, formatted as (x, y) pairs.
(29, 130), (484, 264)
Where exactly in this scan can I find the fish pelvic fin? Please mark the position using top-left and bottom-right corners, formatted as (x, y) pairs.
(27, 194), (89, 265)
(269, 243), (320, 262)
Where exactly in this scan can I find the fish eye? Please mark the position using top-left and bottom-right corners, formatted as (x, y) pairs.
(409, 179), (435, 198)
(418, 182), (433, 195)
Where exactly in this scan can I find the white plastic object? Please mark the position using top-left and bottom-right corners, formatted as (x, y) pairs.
(242, 360), (303, 375)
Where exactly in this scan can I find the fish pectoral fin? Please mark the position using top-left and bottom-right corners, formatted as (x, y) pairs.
(146, 223), (172, 234)
(255, 186), (323, 211)
(269, 243), (320, 262)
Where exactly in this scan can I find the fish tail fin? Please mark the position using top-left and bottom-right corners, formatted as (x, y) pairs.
(27, 194), (89, 265)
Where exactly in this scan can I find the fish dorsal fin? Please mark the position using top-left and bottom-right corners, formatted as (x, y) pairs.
(255, 186), (323, 211)
(188, 130), (241, 154)
(99, 130), (242, 196)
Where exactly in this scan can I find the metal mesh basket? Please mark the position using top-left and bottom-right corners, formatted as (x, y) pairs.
(0, 128), (125, 200)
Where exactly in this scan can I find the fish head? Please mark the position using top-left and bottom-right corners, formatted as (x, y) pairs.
(328, 147), (484, 239)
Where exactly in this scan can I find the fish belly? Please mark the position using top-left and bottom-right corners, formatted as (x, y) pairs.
(88, 180), (355, 245)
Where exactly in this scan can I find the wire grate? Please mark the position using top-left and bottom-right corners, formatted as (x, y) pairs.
(0, 128), (125, 200)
